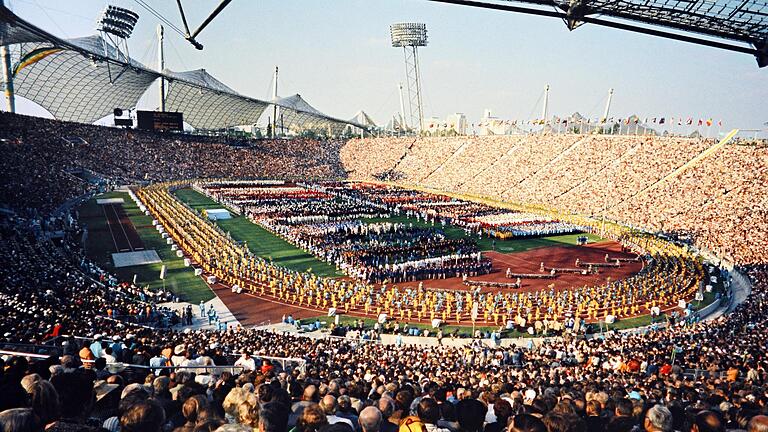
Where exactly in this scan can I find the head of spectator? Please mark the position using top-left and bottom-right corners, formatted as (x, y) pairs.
(26, 379), (60, 426)
(320, 395), (338, 417)
(510, 414), (547, 432)
(748, 416), (768, 432)
(644, 405), (673, 432)
(358, 406), (382, 432)
(456, 399), (486, 432)
(416, 398), (441, 426)
(690, 410), (724, 432)
(296, 404), (328, 432)
(258, 402), (289, 432)
(0, 408), (42, 432)
(119, 399), (165, 432)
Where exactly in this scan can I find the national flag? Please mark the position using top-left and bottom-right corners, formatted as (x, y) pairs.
(652, 117), (657, 123)
(687, 118), (693, 125)
(698, 119), (703, 126)
(718, 120), (722, 126)
(659, 118), (665, 124)
(706, 118), (713, 127)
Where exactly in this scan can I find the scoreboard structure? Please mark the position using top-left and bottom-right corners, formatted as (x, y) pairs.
(136, 111), (184, 132)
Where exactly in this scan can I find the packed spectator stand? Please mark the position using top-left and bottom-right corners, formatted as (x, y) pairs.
(0, 113), (766, 432)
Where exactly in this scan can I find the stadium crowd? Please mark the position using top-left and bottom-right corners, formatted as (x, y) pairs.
(0, 112), (346, 214)
(342, 135), (768, 266)
(0, 208), (765, 432)
(1, 114), (767, 432)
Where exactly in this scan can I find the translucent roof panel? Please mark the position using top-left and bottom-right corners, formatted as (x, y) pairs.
(163, 70), (269, 129)
(1, 6), (369, 130)
(13, 37), (158, 123)
(0, 9), (50, 45)
(272, 94), (363, 135)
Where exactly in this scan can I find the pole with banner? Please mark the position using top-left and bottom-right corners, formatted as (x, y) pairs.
(160, 264), (166, 293)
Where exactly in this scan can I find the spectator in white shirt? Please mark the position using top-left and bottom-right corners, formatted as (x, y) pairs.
(234, 352), (256, 372)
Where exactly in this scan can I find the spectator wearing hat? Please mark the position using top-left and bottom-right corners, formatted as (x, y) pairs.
(78, 347), (95, 370)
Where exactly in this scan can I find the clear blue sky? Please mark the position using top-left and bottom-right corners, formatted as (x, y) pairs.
(6, 0), (768, 131)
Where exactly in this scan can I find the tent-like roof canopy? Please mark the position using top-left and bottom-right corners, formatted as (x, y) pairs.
(12, 35), (159, 124)
(163, 68), (270, 130)
(0, 5), (366, 132)
(272, 94), (356, 136)
(348, 110), (377, 129)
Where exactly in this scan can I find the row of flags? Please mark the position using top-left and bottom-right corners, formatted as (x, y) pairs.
(463, 117), (723, 128)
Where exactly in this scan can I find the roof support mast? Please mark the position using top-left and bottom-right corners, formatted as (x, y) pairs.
(1, 46), (14, 113)
(0, 0), (13, 112)
(603, 88), (614, 121)
(158, 24), (165, 112)
(398, 82), (407, 130)
(542, 84), (549, 125)
(272, 66), (278, 137)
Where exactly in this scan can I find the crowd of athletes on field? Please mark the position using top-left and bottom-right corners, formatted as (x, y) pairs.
(201, 182), (492, 284)
(145, 181), (711, 332)
(0, 112), (767, 432)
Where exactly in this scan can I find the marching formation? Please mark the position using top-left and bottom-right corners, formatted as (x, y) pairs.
(139, 182), (705, 326)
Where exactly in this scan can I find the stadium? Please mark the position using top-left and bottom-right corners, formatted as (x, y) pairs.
(0, 1), (767, 432)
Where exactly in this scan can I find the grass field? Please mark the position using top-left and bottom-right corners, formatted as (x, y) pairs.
(79, 191), (214, 303)
(174, 189), (344, 277)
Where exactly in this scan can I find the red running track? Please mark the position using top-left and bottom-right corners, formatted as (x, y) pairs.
(103, 204), (145, 253)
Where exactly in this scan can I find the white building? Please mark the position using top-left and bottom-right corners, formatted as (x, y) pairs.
(476, 109), (515, 135)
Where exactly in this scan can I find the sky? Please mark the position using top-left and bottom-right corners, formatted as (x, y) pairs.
(5, 0), (768, 131)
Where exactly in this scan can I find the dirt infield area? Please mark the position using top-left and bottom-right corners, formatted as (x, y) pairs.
(103, 203), (145, 252)
(210, 240), (643, 327)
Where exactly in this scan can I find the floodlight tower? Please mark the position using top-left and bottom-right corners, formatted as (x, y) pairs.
(390, 23), (428, 132)
(96, 5), (139, 61)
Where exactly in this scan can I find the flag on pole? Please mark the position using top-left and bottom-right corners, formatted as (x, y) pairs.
(659, 118), (665, 124)
(706, 118), (713, 126)
(698, 119), (703, 126)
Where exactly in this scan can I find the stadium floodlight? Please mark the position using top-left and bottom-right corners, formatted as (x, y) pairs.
(390, 23), (428, 132)
(390, 22), (428, 48)
(96, 5), (139, 66)
(97, 6), (139, 40)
